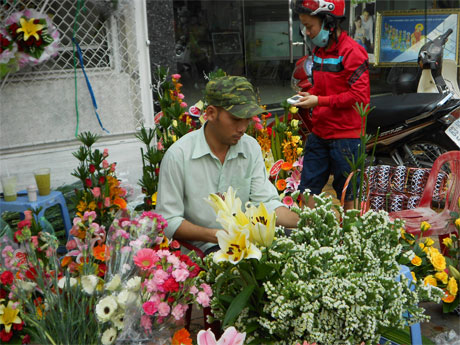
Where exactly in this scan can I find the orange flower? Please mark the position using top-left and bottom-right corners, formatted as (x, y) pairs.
(93, 244), (107, 262)
(113, 197), (127, 209)
(61, 256), (72, 267)
(172, 328), (192, 345)
(276, 179), (287, 191)
(442, 291), (456, 303)
(281, 162), (293, 171)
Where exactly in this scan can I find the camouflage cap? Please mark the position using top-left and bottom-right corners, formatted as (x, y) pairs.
(205, 76), (265, 118)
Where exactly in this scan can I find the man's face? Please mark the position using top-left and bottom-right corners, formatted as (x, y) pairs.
(210, 107), (251, 146)
(299, 13), (322, 40)
(362, 12), (369, 21)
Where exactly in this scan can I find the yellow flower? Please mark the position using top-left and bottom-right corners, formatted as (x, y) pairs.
(172, 135), (177, 142)
(291, 119), (299, 128)
(447, 277), (458, 296)
(88, 201), (97, 210)
(411, 255), (422, 266)
(424, 275), (437, 287)
(289, 106), (299, 114)
(292, 135), (301, 144)
(455, 218), (460, 230)
(420, 221), (431, 232)
(411, 271), (417, 282)
(296, 147), (303, 155)
(77, 200), (87, 212)
(151, 192), (157, 206)
(419, 243), (425, 250)
(424, 237), (434, 247)
(442, 292), (456, 303)
(435, 271), (448, 284)
(430, 251), (446, 272)
(0, 301), (22, 332)
(16, 17), (44, 41)
(213, 224), (262, 264)
(246, 202), (276, 247)
(442, 237), (453, 247)
(172, 120), (178, 127)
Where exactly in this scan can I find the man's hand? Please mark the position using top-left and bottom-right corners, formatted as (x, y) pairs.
(296, 92), (318, 109)
(173, 220), (220, 243)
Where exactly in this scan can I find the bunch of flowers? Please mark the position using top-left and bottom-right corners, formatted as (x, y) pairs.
(200, 187), (442, 345)
(95, 210), (210, 344)
(0, 28), (18, 79)
(4, 8), (60, 68)
(137, 66), (201, 210)
(72, 131), (128, 227)
(2, 213), (104, 344)
(399, 214), (460, 313)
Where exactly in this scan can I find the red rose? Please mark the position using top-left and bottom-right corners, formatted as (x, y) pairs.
(13, 321), (24, 331)
(155, 168), (160, 175)
(170, 240), (181, 250)
(89, 164), (96, 173)
(0, 271), (14, 285)
(22, 334), (31, 344)
(97, 201), (103, 209)
(99, 176), (105, 184)
(85, 178), (92, 187)
(0, 288), (7, 299)
(0, 329), (13, 342)
(17, 220), (31, 230)
(167, 296), (175, 303)
(25, 267), (38, 281)
(13, 229), (23, 243)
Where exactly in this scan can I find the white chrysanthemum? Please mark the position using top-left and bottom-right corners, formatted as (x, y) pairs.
(96, 296), (118, 322)
(81, 275), (99, 295)
(105, 274), (121, 291)
(116, 290), (138, 308)
(101, 327), (117, 345)
(125, 276), (141, 291)
(58, 277), (77, 289)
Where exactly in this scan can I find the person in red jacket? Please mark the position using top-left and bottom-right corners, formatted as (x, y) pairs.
(291, 0), (370, 210)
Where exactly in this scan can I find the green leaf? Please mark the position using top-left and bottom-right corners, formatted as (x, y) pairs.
(222, 284), (255, 327)
(443, 294), (459, 313)
(255, 262), (273, 280)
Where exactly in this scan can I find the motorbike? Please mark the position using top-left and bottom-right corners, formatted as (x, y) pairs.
(291, 29), (460, 169)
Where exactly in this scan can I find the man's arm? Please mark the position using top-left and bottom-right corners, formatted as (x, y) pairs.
(275, 206), (299, 228)
(173, 219), (219, 244)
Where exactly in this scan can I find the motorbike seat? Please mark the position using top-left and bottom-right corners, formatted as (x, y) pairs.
(367, 93), (444, 134)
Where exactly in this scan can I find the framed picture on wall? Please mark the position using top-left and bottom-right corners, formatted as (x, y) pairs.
(374, 9), (459, 66)
(349, 0), (376, 63)
(211, 32), (242, 55)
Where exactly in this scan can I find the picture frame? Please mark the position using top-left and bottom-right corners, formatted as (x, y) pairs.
(349, 1), (376, 63)
(211, 32), (242, 55)
(374, 9), (459, 66)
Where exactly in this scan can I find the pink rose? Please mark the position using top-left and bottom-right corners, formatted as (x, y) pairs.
(91, 187), (101, 198)
(110, 163), (116, 172)
(23, 210), (33, 221)
(103, 148), (109, 157)
(172, 74), (181, 80)
(177, 93), (185, 99)
(180, 102), (187, 108)
(171, 304), (188, 320)
(142, 301), (157, 315)
(157, 141), (164, 150)
(102, 160), (109, 169)
(104, 197), (111, 207)
(66, 239), (77, 250)
(189, 286), (198, 295)
(172, 268), (189, 282)
(200, 283), (213, 297)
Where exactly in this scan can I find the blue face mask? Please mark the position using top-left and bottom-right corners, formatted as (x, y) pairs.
(310, 21), (329, 47)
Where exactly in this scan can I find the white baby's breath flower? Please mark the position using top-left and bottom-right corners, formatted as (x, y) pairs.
(96, 296), (118, 322)
(105, 274), (121, 291)
(116, 289), (138, 308)
(101, 327), (117, 345)
(58, 277), (77, 289)
(126, 276), (141, 291)
(16, 281), (36, 293)
(81, 275), (99, 295)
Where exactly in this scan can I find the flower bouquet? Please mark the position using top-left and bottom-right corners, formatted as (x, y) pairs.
(95, 210), (211, 344)
(0, 28), (19, 79)
(72, 131), (128, 228)
(199, 187), (443, 345)
(4, 8), (60, 68)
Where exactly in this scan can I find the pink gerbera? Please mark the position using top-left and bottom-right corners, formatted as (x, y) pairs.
(133, 248), (157, 270)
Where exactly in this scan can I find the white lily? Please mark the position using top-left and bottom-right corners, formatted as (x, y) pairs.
(246, 202), (276, 247)
(213, 223), (261, 265)
(206, 186), (242, 218)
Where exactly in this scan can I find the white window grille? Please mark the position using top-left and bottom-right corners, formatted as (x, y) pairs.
(0, 0), (151, 150)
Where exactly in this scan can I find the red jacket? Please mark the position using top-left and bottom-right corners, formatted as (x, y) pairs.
(307, 31), (370, 139)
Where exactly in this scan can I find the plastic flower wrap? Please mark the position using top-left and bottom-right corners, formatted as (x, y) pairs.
(95, 210), (211, 345)
(0, 28), (19, 79)
(5, 8), (60, 68)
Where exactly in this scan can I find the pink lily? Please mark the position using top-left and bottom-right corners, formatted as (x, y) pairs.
(197, 326), (246, 345)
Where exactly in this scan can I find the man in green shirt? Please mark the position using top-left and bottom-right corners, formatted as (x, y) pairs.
(156, 76), (299, 254)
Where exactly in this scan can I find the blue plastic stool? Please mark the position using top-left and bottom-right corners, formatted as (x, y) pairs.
(379, 265), (423, 345)
(0, 190), (72, 241)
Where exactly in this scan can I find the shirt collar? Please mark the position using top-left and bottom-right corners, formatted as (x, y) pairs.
(191, 123), (247, 160)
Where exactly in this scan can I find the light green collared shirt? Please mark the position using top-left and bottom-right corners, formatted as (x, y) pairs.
(156, 124), (284, 253)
